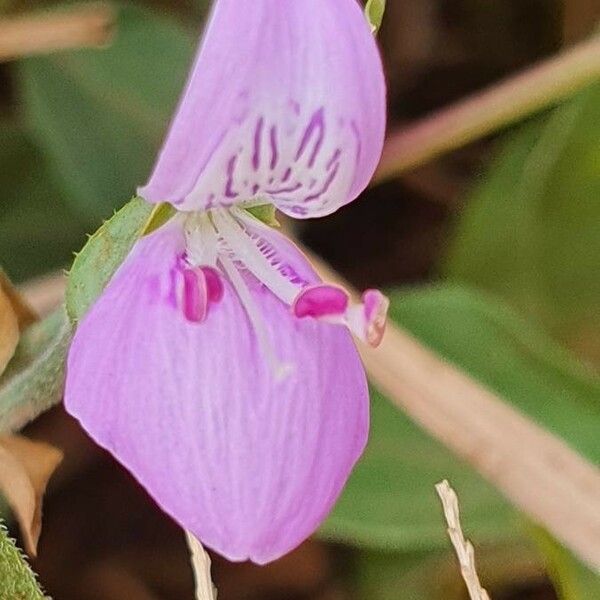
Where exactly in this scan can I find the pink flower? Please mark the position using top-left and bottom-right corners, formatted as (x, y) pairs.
(65, 0), (387, 564)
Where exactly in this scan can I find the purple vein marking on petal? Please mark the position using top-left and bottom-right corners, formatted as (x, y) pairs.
(289, 99), (301, 116)
(304, 162), (340, 203)
(269, 126), (279, 170)
(350, 120), (362, 170)
(233, 89), (251, 123)
(166, 263), (181, 309)
(146, 273), (162, 307)
(250, 232), (309, 287)
(252, 117), (265, 171)
(281, 167), (292, 183)
(327, 148), (342, 171)
(225, 154), (240, 199)
(290, 205), (309, 216)
(295, 108), (325, 167)
(266, 182), (303, 195)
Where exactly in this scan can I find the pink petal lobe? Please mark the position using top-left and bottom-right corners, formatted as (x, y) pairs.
(138, 0), (386, 218)
(293, 284), (349, 319)
(64, 222), (369, 564)
(181, 267), (208, 323)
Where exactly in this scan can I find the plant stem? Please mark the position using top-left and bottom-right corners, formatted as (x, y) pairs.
(186, 532), (216, 600)
(0, 4), (114, 63)
(436, 481), (491, 600)
(307, 247), (600, 574)
(376, 34), (600, 181)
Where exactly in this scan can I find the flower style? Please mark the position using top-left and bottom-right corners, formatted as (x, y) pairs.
(65, 0), (387, 564)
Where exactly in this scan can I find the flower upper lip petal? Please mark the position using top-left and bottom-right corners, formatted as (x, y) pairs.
(138, 0), (386, 218)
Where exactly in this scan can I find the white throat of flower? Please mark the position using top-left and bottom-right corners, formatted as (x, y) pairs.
(181, 206), (388, 378)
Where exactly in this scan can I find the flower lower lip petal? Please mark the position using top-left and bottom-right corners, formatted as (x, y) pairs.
(64, 219), (369, 564)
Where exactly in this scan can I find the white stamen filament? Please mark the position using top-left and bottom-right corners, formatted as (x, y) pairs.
(219, 253), (294, 381)
(185, 213), (220, 267)
(210, 209), (300, 305)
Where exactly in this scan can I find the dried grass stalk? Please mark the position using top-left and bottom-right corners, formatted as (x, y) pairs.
(0, 4), (114, 62)
(186, 532), (217, 600)
(436, 480), (491, 600)
(307, 249), (600, 573)
(376, 34), (600, 180)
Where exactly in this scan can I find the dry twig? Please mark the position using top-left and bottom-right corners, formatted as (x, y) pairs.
(186, 532), (217, 600)
(0, 4), (114, 63)
(436, 480), (491, 600)
(19, 273), (67, 318)
(376, 34), (600, 181)
(306, 250), (600, 573)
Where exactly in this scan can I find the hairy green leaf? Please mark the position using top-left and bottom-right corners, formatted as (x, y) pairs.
(141, 202), (176, 236)
(0, 521), (47, 599)
(365, 0), (386, 33)
(246, 204), (280, 227)
(0, 310), (71, 434)
(0, 195), (158, 431)
(66, 197), (153, 323)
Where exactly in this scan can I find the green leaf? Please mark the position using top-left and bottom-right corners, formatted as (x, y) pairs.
(246, 204), (280, 227)
(141, 202), (176, 236)
(19, 5), (194, 223)
(0, 124), (88, 282)
(444, 83), (600, 364)
(322, 384), (519, 550)
(0, 521), (46, 599)
(532, 528), (600, 600)
(0, 309), (72, 433)
(66, 197), (154, 323)
(365, 0), (386, 33)
(354, 542), (543, 600)
(323, 284), (600, 550)
(0, 192), (154, 431)
(0, 195), (161, 430)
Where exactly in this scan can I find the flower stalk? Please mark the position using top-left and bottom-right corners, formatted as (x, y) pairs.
(436, 480), (491, 600)
(0, 4), (114, 63)
(376, 34), (600, 181)
(305, 246), (600, 573)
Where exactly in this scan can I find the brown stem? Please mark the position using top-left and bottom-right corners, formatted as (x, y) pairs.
(376, 35), (600, 181)
(308, 250), (600, 573)
(0, 4), (115, 63)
